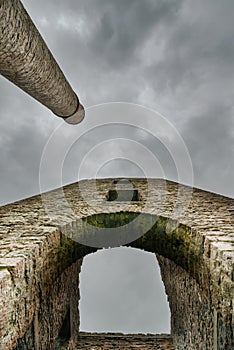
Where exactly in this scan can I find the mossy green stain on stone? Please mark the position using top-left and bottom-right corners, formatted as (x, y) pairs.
(63, 212), (205, 284)
(0, 178), (233, 350)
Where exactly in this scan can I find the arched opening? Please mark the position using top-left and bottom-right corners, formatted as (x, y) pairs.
(64, 210), (215, 348)
(79, 247), (170, 334)
(2, 178), (233, 350)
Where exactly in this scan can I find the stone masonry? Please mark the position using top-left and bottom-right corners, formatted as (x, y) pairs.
(72, 332), (174, 349)
(0, 178), (233, 349)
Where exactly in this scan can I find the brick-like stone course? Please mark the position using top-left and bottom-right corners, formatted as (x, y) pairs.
(0, 178), (233, 349)
(71, 332), (174, 350)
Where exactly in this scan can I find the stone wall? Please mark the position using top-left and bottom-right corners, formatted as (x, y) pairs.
(1, 258), (82, 350)
(0, 178), (233, 349)
(157, 253), (234, 350)
(157, 254), (214, 350)
(73, 332), (174, 350)
(16, 258), (82, 350)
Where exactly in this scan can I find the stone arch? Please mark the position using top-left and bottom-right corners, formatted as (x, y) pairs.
(74, 211), (202, 277)
(0, 178), (233, 349)
(59, 211), (217, 349)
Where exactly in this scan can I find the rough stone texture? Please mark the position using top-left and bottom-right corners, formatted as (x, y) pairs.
(15, 258), (82, 350)
(0, 178), (233, 349)
(0, 256), (82, 350)
(72, 332), (174, 349)
(0, 0), (79, 118)
(157, 254), (215, 350)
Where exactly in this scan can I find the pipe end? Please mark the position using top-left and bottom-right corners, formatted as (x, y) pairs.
(63, 103), (85, 125)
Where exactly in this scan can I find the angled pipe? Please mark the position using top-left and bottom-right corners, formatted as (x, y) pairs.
(0, 0), (84, 124)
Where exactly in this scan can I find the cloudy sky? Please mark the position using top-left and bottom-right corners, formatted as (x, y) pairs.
(0, 0), (234, 335)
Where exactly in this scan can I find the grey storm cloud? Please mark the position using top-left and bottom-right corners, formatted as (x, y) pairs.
(0, 0), (233, 335)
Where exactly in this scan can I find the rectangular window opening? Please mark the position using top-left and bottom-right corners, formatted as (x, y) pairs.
(107, 189), (141, 202)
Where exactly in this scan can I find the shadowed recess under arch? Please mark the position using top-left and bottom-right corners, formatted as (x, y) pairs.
(0, 178), (233, 349)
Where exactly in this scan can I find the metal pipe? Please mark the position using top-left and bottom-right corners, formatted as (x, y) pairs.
(0, 0), (84, 124)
